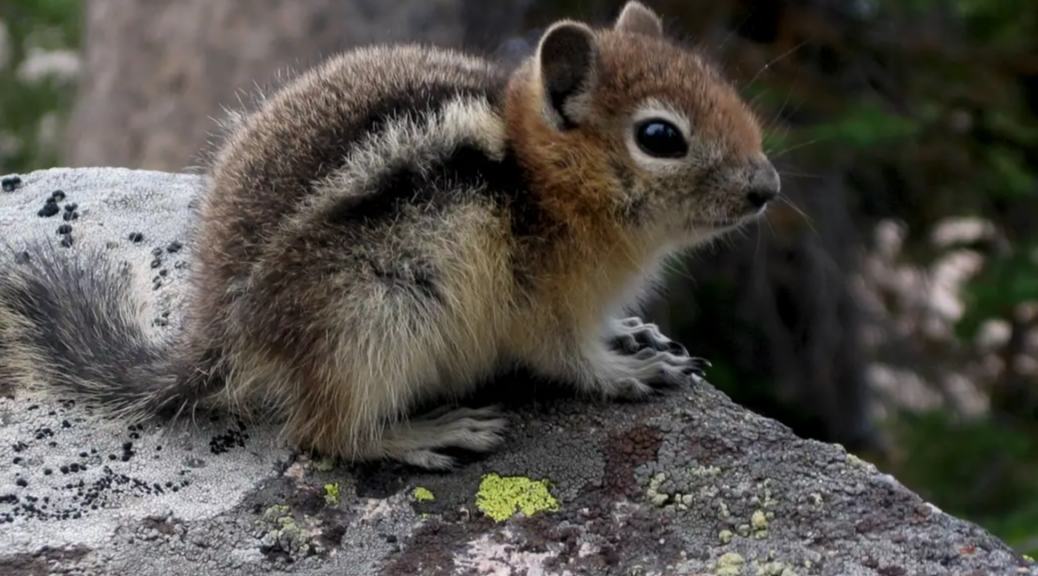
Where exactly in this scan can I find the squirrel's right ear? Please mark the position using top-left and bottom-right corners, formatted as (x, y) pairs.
(535, 20), (599, 130)
(614, 1), (663, 37)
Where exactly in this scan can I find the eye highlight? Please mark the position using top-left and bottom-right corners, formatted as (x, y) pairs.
(634, 119), (688, 159)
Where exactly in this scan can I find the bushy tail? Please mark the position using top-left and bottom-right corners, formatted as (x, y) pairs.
(0, 242), (208, 421)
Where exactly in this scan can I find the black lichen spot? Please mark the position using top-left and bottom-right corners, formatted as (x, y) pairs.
(50, 190), (66, 202)
(120, 441), (136, 462)
(57, 224), (72, 235)
(166, 241), (183, 253)
(61, 234), (74, 248)
(128, 232), (144, 243)
(15, 478), (27, 488)
(38, 201), (60, 218)
(1, 176), (22, 192)
(209, 422), (249, 454)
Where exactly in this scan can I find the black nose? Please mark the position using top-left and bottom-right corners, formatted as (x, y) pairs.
(746, 186), (778, 209)
(745, 158), (780, 209)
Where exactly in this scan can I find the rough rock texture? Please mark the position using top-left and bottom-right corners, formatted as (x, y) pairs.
(0, 168), (1034, 576)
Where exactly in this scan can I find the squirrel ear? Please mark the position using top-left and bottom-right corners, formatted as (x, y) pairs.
(614, 1), (663, 37)
(536, 21), (599, 130)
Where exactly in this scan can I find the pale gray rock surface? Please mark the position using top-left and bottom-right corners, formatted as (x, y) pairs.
(0, 167), (1034, 576)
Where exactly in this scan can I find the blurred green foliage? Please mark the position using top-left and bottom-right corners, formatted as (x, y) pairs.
(0, 0), (80, 175)
(812, 0), (1038, 554)
(891, 410), (1038, 555)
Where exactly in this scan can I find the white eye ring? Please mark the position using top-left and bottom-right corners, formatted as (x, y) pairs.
(625, 99), (692, 173)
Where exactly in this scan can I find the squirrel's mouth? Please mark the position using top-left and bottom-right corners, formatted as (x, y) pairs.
(687, 217), (742, 229)
(689, 218), (739, 227)
(689, 206), (769, 229)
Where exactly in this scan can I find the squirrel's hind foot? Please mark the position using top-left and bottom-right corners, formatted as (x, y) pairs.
(380, 406), (508, 470)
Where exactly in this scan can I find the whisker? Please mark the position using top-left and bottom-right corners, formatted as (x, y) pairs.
(777, 168), (822, 179)
(771, 138), (822, 159)
(776, 195), (819, 237)
(717, 8), (758, 53)
(745, 40), (809, 89)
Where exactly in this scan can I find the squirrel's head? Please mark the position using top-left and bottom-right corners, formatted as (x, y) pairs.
(508, 1), (779, 246)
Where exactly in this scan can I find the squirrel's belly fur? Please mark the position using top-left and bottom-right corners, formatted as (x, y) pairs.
(0, 2), (779, 469)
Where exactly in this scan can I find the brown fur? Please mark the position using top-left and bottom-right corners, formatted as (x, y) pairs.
(0, 2), (779, 470)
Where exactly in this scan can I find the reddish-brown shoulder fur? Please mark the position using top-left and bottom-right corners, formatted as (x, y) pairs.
(500, 10), (768, 333)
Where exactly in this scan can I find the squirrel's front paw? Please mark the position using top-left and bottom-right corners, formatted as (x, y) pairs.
(608, 316), (710, 378)
(609, 316), (689, 356)
(632, 347), (709, 381)
(606, 348), (708, 401)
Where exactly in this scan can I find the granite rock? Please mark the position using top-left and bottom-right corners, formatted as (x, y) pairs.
(0, 168), (1032, 576)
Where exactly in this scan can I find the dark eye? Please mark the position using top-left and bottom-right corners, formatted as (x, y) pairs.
(634, 119), (688, 159)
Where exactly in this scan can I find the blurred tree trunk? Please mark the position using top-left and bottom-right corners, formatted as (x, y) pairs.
(63, 0), (527, 171)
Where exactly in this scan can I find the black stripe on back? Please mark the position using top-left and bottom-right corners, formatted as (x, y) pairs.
(325, 142), (550, 239)
(323, 140), (558, 293)
(272, 76), (510, 194)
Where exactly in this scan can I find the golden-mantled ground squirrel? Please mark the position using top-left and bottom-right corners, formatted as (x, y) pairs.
(0, 2), (779, 469)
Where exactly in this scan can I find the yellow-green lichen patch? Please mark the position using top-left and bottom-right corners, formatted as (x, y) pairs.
(688, 464), (722, 478)
(715, 551), (746, 576)
(258, 505), (314, 557)
(261, 504), (291, 523)
(647, 472), (670, 507)
(324, 482), (340, 505)
(753, 560), (795, 576)
(262, 516), (312, 556)
(845, 452), (877, 473)
(475, 473), (559, 522)
(751, 509), (769, 539)
(412, 487), (435, 502)
(718, 501), (731, 518)
(314, 457), (336, 472)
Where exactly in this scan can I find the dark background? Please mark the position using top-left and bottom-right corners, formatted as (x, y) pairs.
(1, 0), (1036, 555)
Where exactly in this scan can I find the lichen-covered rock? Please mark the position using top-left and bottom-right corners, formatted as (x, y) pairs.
(1, 168), (1034, 576)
